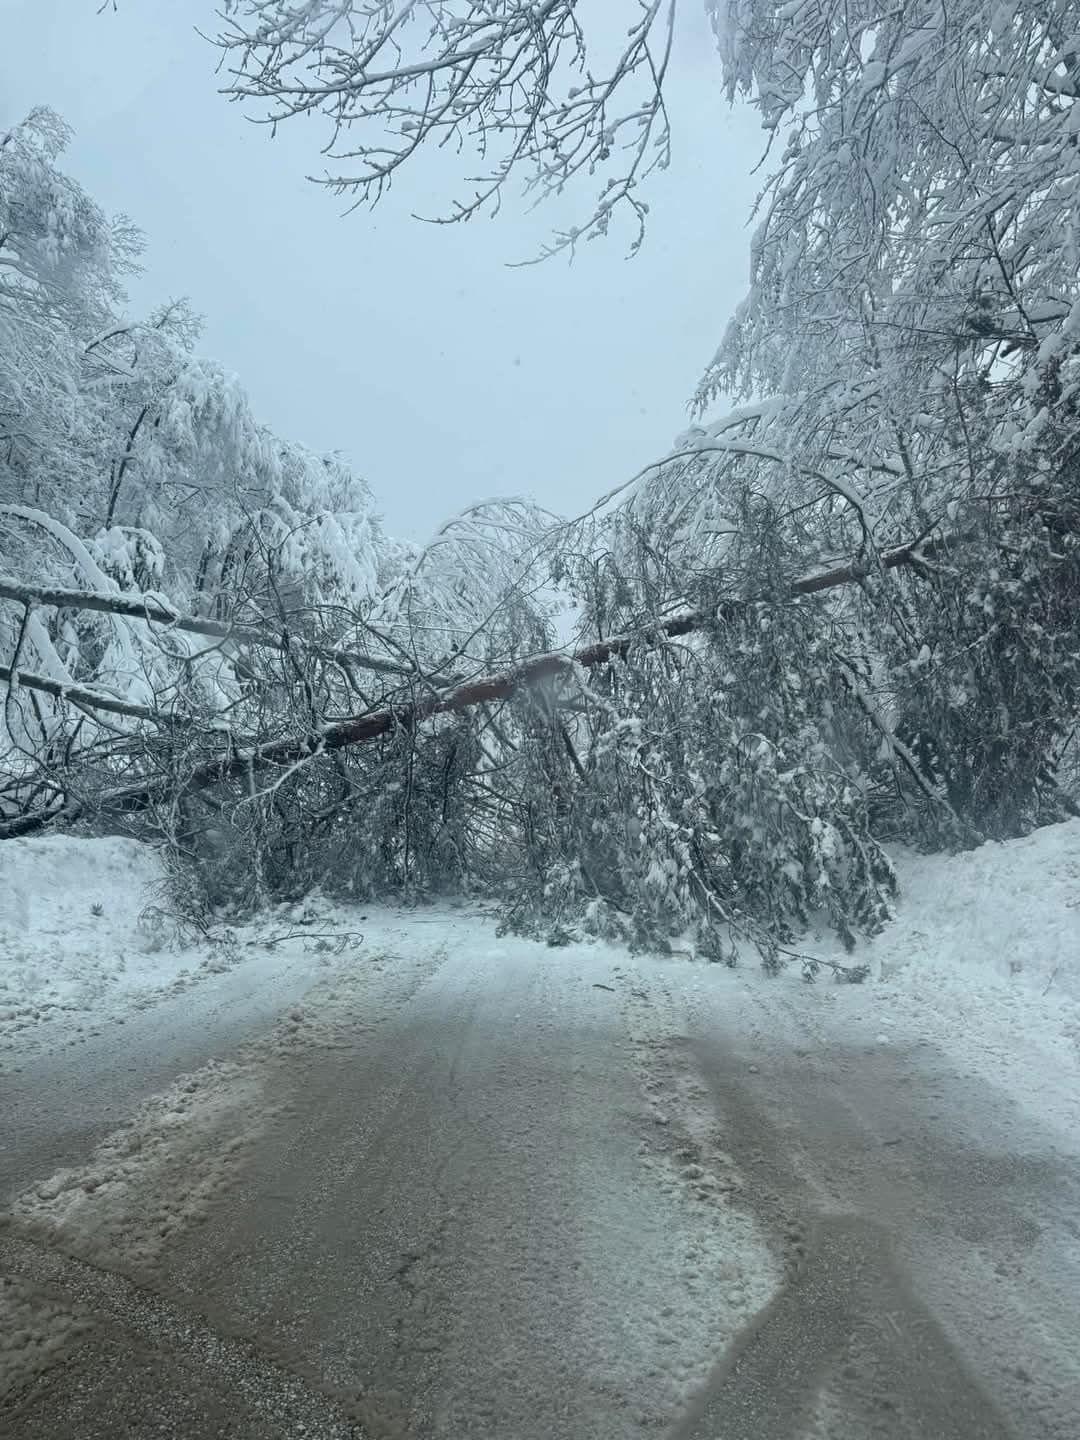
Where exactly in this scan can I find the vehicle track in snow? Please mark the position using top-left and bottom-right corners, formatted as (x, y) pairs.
(643, 991), (1080, 1440)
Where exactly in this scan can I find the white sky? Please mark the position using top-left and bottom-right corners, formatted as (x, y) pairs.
(0, 0), (762, 539)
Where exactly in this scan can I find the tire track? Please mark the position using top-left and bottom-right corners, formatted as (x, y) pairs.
(666, 1213), (1014, 1440)
(647, 1020), (1080, 1440)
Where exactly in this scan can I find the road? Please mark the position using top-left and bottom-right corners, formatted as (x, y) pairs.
(2, 921), (1079, 1439)
(1, 941), (329, 1197)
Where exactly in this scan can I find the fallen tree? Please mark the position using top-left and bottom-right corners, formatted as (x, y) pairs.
(0, 531), (942, 838)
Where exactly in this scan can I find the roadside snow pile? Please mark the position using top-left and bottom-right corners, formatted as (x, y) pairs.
(2, 833), (163, 953)
(0, 836), (202, 1053)
(852, 817), (1080, 1008)
(761, 817), (1080, 1010)
(880, 819), (1080, 998)
(750, 819), (1080, 1149)
(0, 834), (466, 1067)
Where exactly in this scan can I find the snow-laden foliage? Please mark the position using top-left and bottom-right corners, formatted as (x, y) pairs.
(698, 0), (1080, 519)
(416, 0), (1080, 944)
(604, 0), (1080, 849)
(474, 492), (895, 958)
(499, 629), (896, 960)
(0, 110), (578, 929)
(0, 114), (409, 831)
(0, 109), (139, 516)
(370, 497), (564, 668)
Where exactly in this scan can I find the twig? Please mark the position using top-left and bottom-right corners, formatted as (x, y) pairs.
(257, 929), (365, 949)
(778, 946), (871, 984)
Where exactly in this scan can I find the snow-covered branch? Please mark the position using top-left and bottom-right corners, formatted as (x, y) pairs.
(0, 661), (181, 727)
(0, 573), (416, 678)
(214, 0), (675, 256)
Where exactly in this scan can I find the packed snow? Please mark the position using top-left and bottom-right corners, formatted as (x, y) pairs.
(7, 1056), (267, 1273)
(0, 1270), (87, 1399)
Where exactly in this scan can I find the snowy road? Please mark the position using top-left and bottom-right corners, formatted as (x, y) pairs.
(3, 911), (1080, 1439)
(1, 946), (330, 1201)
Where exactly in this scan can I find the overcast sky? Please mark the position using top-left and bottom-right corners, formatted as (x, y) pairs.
(1, 0), (762, 539)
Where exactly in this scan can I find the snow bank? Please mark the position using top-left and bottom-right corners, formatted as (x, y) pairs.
(862, 822), (1080, 1145)
(1, 833), (163, 957)
(880, 819), (1080, 998)
(719, 819), (1080, 1151)
(1, 836), (221, 1057)
(2, 836), (166, 1013)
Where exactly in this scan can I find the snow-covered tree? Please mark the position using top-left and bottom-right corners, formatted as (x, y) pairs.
(587, 0), (1080, 846)
(8, 1), (1078, 960)
(0, 108), (140, 517)
(0, 108), (578, 922)
(0, 113), (407, 846)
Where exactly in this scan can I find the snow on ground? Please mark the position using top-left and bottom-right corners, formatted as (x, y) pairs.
(614, 819), (1079, 1162)
(0, 834), (434, 1066)
(1, 895), (469, 1275)
(0, 1270), (88, 1400)
(3, 820), (1079, 1119)
(0, 836), (221, 1055)
(5, 1056), (267, 1274)
(865, 818), (1080, 999)
(3, 823), (1079, 1434)
(2, 818), (1078, 1204)
(775, 819), (1080, 1150)
(6, 817), (1073, 1282)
